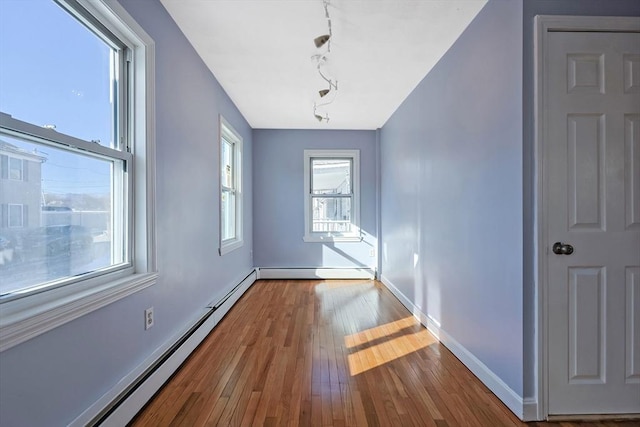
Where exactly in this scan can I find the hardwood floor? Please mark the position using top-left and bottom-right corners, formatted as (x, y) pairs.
(130, 280), (637, 427)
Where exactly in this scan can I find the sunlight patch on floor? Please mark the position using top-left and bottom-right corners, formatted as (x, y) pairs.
(345, 317), (437, 376)
(345, 316), (416, 348)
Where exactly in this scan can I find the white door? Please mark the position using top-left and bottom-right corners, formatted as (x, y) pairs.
(546, 30), (640, 415)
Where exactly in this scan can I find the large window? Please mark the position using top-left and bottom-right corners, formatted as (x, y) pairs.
(0, 0), (156, 351)
(304, 149), (361, 242)
(219, 116), (243, 255)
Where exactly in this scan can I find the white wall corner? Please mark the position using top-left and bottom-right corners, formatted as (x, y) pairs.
(379, 275), (527, 421)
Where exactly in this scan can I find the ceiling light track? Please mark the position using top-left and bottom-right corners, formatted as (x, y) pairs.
(311, 0), (337, 123)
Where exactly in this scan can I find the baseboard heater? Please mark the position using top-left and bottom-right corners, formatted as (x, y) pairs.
(257, 267), (375, 280)
(84, 270), (257, 427)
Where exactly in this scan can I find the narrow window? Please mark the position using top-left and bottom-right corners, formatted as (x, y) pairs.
(304, 150), (361, 242)
(219, 116), (243, 255)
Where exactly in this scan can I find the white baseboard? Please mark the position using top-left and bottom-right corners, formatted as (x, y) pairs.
(71, 269), (257, 427)
(380, 274), (536, 421)
(523, 397), (539, 421)
(257, 267), (374, 280)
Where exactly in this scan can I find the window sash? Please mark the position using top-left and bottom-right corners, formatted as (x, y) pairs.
(219, 116), (242, 254)
(8, 157), (23, 180)
(0, 0), (133, 302)
(310, 157), (353, 196)
(8, 204), (23, 228)
(221, 188), (236, 241)
(0, 117), (133, 302)
(221, 138), (235, 191)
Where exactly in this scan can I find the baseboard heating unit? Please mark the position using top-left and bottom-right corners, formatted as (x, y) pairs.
(74, 269), (257, 427)
(256, 267), (375, 280)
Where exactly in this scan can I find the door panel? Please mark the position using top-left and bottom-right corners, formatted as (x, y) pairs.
(627, 267), (640, 384)
(625, 115), (640, 229)
(568, 267), (605, 384)
(567, 113), (605, 229)
(546, 31), (640, 415)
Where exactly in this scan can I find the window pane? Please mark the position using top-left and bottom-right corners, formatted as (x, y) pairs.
(9, 158), (23, 180)
(221, 138), (233, 189)
(8, 205), (23, 228)
(0, 0), (118, 148)
(221, 190), (236, 241)
(312, 196), (352, 232)
(311, 159), (351, 195)
(0, 135), (123, 296)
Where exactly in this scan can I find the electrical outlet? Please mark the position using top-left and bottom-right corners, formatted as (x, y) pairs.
(369, 248), (375, 257)
(145, 307), (154, 330)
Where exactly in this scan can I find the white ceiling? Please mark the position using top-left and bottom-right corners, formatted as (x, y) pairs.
(159, 0), (488, 130)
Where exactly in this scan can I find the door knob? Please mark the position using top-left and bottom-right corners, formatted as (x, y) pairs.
(552, 242), (574, 255)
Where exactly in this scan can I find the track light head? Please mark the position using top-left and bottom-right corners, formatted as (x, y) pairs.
(319, 89), (330, 97)
(314, 34), (330, 48)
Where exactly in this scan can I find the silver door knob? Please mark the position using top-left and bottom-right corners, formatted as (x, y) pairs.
(552, 242), (574, 255)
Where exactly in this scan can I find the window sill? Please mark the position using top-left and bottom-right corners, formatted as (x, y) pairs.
(220, 239), (243, 255)
(303, 235), (363, 243)
(0, 272), (157, 352)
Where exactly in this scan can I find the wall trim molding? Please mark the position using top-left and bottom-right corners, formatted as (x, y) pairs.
(523, 397), (539, 422)
(256, 267), (375, 280)
(380, 275), (536, 421)
(70, 269), (258, 427)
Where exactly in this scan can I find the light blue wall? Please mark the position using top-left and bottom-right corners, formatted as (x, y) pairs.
(380, 0), (524, 395)
(3, 0), (638, 424)
(0, 0), (253, 425)
(252, 129), (377, 270)
(521, 0), (640, 400)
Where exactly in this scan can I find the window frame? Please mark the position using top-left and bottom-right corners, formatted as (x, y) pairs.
(0, 0), (157, 352)
(303, 149), (361, 243)
(218, 115), (243, 255)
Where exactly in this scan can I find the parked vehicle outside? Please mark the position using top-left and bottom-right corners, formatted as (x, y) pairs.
(20, 225), (94, 259)
(0, 235), (14, 266)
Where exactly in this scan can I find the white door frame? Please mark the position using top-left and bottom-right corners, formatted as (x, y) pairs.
(534, 15), (640, 421)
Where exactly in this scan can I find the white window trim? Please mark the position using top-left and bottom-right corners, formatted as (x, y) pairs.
(7, 204), (23, 228)
(303, 149), (361, 243)
(219, 115), (243, 255)
(0, 0), (157, 353)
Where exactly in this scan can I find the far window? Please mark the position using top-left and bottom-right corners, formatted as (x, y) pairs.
(304, 149), (361, 242)
(9, 157), (23, 180)
(8, 204), (24, 228)
(219, 116), (243, 255)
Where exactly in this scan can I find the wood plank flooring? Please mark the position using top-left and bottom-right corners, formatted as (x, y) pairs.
(130, 280), (637, 427)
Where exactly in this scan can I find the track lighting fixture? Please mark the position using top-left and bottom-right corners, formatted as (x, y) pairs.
(317, 61), (338, 91)
(311, 0), (337, 123)
(314, 103), (330, 123)
(314, 35), (330, 49)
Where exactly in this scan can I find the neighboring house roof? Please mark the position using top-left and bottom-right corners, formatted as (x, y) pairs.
(0, 139), (47, 162)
